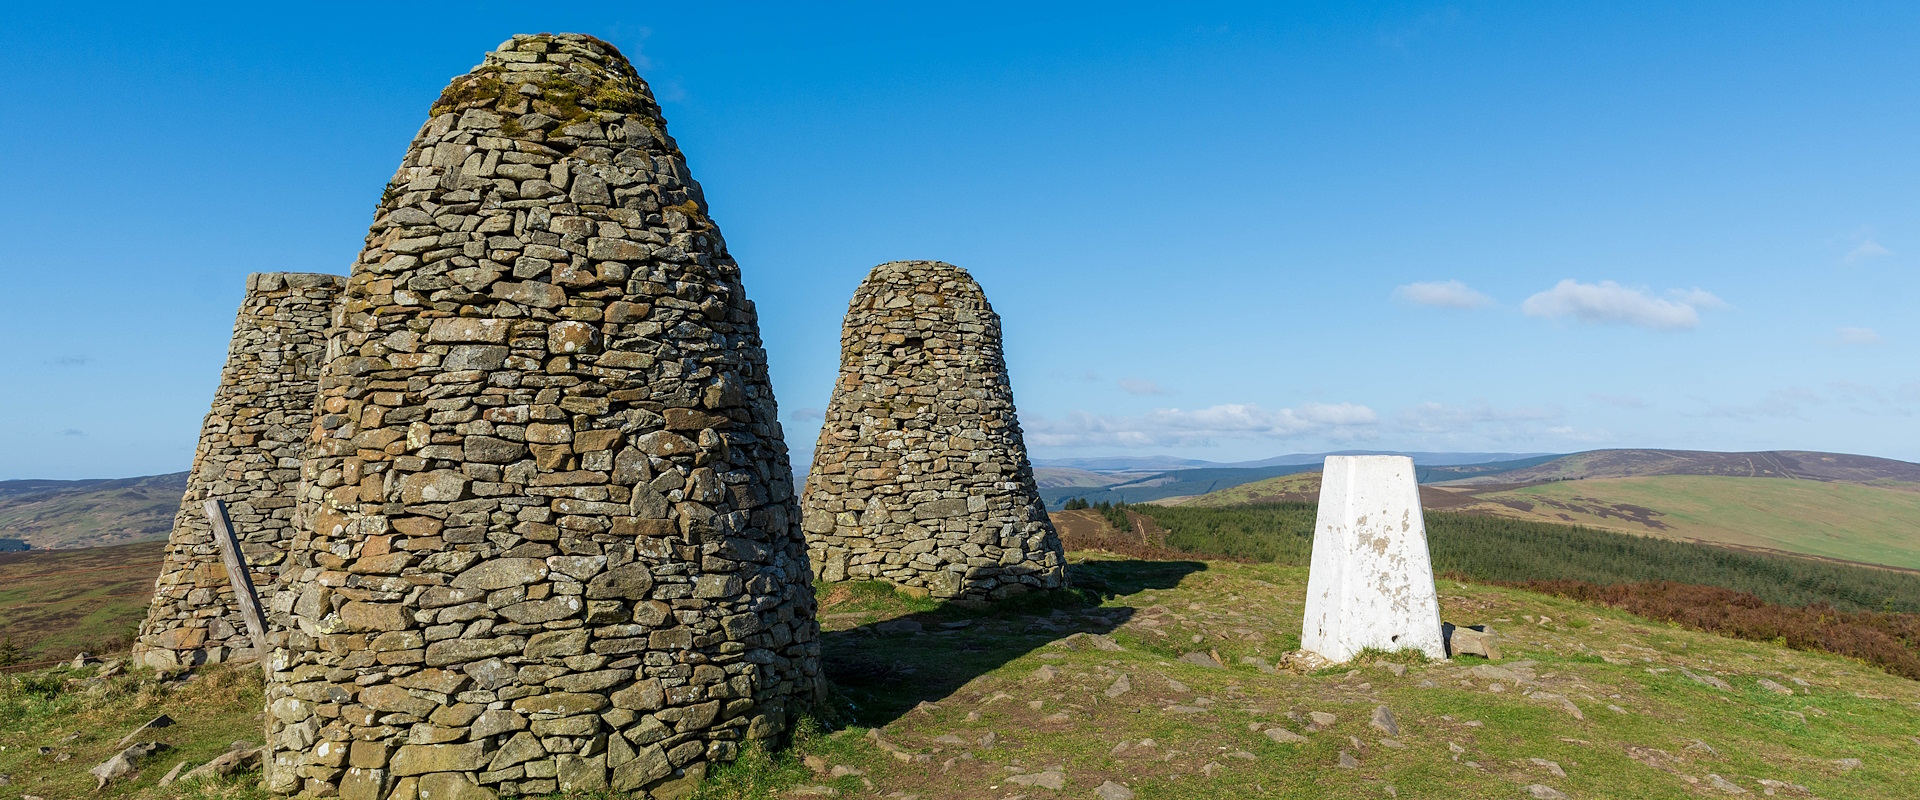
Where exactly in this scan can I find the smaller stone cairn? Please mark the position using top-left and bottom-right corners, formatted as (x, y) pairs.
(802, 260), (1066, 603)
(133, 272), (344, 669)
(1301, 455), (1446, 662)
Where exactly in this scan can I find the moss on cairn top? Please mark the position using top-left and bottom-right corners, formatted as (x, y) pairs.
(430, 33), (663, 138)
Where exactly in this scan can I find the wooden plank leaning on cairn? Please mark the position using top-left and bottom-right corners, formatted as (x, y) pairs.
(203, 498), (270, 675)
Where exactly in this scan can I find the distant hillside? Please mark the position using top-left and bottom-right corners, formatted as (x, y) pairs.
(1169, 470), (1484, 511)
(1034, 451), (1554, 472)
(1226, 450), (1553, 469)
(1442, 448), (1920, 486)
(0, 472), (185, 550)
(1040, 464), (1323, 507)
(1176, 448), (1920, 571)
(1039, 451), (1555, 508)
(1456, 475), (1920, 571)
(0, 539), (163, 666)
(1030, 455), (1216, 471)
(1030, 467), (1137, 490)
(1413, 453), (1565, 482)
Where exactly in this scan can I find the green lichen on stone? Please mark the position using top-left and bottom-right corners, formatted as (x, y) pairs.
(429, 64), (655, 133)
(430, 65), (511, 117)
(665, 199), (710, 229)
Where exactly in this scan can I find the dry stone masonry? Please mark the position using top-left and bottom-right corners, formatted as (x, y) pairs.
(802, 260), (1066, 603)
(134, 272), (345, 670)
(264, 34), (820, 799)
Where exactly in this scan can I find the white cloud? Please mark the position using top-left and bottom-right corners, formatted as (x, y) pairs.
(1118, 378), (1168, 396)
(786, 407), (826, 422)
(1393, 280), (1495, 309)
(1521, 279), (1721, 331)
(1396, 401), (1560, 434)
(1835, 326), (1884, 346)
(1026, 402), (1378, 448)
(1668, 288), (1727, 309)
(1844, 238), (1892, 264)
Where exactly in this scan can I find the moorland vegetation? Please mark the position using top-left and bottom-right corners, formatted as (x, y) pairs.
(1121, 502), (1920, 680)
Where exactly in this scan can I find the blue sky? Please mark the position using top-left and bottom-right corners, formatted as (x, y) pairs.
(2, 2), (1916, 480)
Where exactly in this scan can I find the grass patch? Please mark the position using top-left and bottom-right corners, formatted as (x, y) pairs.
(691, 718), (869, 800)
(1351, 646), (1433, 665)
(0, 660), (268, 799)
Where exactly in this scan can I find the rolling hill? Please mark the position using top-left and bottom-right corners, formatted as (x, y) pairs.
(1440, 449), (1920, 487)
(0, 472), (185, 550)
(1174, 449), (1920, 571)
(1039, 464), (1326, 507)
(1032, 466), (1138, 490)
(1456, 476), (1920, 570)
(1172, 471), (1484, 511)
(1036, 451), (1553, 508)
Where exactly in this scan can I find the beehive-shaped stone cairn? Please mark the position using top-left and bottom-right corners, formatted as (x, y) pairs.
(1301, 455), (1446, 663)
(801, 261), (1066, 603)
(134, 272), (345, 670)
(263, 34), (820, 799)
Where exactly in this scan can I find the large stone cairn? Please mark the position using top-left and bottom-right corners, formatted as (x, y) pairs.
(134, 272), (345, 670)
(264, 34), (820, 799)
(801, 261), (1066, 603)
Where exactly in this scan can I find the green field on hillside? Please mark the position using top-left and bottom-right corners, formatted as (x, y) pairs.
(1472, 476), (1920, 571)
(1130, 503), (1920, 615)
(1175, 471), (1325, 506)
(1177, 469), (1920, 572)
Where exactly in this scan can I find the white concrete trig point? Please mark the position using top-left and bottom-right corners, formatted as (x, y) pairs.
(1301, 455), (1446, 662)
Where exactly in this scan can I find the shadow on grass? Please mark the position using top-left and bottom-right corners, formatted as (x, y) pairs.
(820, 559), (1207, 729)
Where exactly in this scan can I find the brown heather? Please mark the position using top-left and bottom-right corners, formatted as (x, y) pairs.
(1509, 580), (1920, 680)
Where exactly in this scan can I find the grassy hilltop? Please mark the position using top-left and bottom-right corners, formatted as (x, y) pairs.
(4, 551), (1917, 799)
(3, 456), (1918, 798)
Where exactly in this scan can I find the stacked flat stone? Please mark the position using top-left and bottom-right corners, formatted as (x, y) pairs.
(134, 272), (344, 670)
(264, 34), (820, 800)
(801, 261), (1066, 603)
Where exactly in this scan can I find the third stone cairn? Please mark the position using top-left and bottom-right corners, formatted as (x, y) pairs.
(265, 34), (820, 800)
(802, 260), (1066, 603)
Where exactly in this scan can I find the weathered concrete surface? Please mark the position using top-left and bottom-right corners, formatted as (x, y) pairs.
(1301, 455), (1445, 662)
